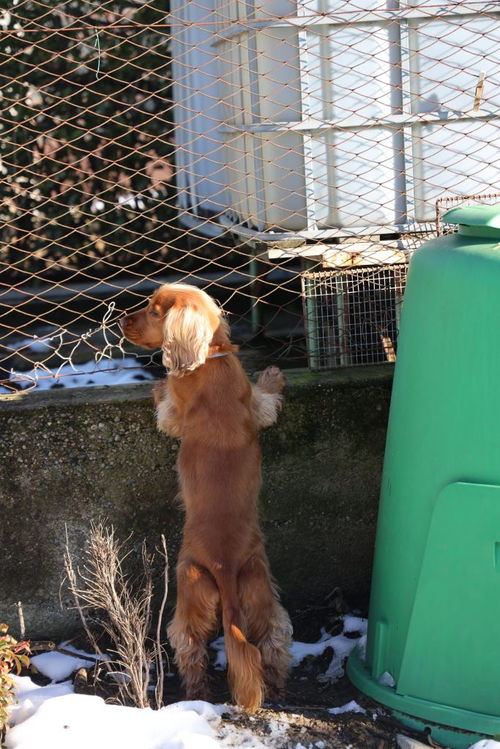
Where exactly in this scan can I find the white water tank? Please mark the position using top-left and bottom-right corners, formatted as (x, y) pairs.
(170, 0), (228, 234)
(171, 0), (500, 236)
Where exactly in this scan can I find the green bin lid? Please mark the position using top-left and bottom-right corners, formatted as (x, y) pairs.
(442, 204), (500, 238)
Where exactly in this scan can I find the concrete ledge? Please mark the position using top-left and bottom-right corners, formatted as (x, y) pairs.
(0, 365), (393, 638)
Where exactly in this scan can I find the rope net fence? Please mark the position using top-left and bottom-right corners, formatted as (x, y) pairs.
(0, 0), (498, 392)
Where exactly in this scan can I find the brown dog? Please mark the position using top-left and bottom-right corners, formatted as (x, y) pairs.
(121, 283), (291, 711)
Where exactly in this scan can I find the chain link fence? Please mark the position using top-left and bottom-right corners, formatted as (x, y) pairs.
(1, 0), (499, 392)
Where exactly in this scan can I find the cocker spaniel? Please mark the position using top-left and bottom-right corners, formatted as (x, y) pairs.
(121, 283), (292, 711)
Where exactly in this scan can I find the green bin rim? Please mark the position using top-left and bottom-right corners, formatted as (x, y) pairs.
(442, 204), (500, 230)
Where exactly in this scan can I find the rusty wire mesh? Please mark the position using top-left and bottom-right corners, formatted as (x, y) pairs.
(0, 0), (499, 391)
(435, 190), (500, 234)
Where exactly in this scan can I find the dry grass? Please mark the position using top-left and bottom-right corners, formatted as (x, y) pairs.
(64, 523), (169, 709)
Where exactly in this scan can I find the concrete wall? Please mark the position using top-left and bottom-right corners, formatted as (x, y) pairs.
(0, 366), (393, 638)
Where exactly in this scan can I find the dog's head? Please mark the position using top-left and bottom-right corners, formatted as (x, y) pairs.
(121, 283), (229, 376)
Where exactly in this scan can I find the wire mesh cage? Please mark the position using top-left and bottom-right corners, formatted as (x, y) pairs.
(0, 0), (499, 392)
(302, 260), (408, 369)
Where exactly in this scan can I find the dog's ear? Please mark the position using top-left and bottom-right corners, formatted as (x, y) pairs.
(161, 303), (214, 375)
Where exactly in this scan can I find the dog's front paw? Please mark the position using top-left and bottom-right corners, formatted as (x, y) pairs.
(257, 366), (286, 394)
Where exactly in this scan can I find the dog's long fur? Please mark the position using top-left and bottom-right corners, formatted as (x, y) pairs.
(121, 283), (292, 711)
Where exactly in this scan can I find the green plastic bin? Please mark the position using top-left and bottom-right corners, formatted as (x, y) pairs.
(348, 205), (500, 748)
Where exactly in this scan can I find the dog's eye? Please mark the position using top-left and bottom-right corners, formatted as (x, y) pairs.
(149, 309), (161, 318)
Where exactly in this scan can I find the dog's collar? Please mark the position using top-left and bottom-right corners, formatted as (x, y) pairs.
(166, 350), (230, 376)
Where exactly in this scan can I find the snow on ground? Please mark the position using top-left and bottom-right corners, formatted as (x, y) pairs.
(55, 641), (110, 661)
(14, 336), (55, 354)
(7, 675), (292, 749)
(290, 616), (367, 682)
(7, 626), (487, 748)
(328, 701), (366, 716)
(210, 636), (228, 671)
(30, 641), (108, 682)
(217, 714), (288, 748)
(30, 652), (95, 682)
(8, 676), (74, 726)
(7, 648), (286, 749)
(378, 671), (396, 687)
(6, 626), (372, 749)
(7, 678), (223, 749)
(0, 356), (154, 393)
(211, 616), (367, 686)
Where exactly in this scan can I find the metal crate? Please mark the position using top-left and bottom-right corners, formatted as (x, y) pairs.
(302, 264), (408, 369)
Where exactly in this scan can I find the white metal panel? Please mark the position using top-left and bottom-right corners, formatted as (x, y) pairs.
(413, 120), (500, 221)
(261, 133), (307, 230)
(317, 22), (396, 227)
(321, 128), (398, 228)
(170, 0), (228, 217)
(405, 13), (500, 221)
(255, 29), (301, 123)
(407, 17), (500, 112)
(320, 23), (393, 122)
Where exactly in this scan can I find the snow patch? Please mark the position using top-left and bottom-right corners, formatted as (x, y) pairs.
(378, 671), (396, 688)
(57, 641), (108, 661)
(291, 617), (367, 683)
(8, 677), (290, 749)
(328, 700), (366, 715)
(7, 677), (222, 749)
(1, 356), (154, 392)
(210, 615), (367, 684)
(30, 652), (95, 683)
(217, 723), (269, 747)
(13, 336), (55, 353)
(9, 616), (370, 748)
(210, 636), (227, 670)
(8, 677), (74, 727)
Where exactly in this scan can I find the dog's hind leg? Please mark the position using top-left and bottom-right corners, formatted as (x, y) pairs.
(238, 553), (292, 701)
(167, 559), (219, 701)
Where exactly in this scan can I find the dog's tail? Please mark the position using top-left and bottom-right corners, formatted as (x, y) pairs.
(213, 568), (264, 712)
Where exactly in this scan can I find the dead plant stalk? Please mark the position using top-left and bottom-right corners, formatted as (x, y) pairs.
(63, 523), (168, 709)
